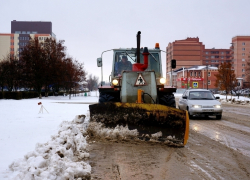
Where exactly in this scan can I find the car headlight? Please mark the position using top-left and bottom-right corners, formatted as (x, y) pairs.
(112, 79), (119, 85)
(192, 105), (202, 108)
(160, 78), (166, 84)
(214, 105), (221, 108)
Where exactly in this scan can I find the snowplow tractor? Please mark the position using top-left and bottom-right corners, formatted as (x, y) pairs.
(89, 31), (189, 146)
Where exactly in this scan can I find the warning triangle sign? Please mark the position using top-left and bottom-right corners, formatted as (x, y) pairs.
(134, 73), (147, 86)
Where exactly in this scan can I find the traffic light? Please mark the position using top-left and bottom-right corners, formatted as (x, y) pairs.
(171, 59), (176, 69)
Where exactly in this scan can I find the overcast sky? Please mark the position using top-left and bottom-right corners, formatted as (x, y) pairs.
(1, 0), (250, 82)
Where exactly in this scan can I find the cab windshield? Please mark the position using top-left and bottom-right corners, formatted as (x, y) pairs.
(113, 51), (161, 77)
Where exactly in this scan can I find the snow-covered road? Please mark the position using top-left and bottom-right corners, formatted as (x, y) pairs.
(1, 93), (250, 179)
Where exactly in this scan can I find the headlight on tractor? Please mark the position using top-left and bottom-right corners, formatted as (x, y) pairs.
(214, 105), (221, 108)
(112, 79), (119, 86)
(192, 105), (202, 108)
(160, 78), (166, 84)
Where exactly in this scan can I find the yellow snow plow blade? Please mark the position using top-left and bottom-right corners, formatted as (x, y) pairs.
(89, 102), (189, 146)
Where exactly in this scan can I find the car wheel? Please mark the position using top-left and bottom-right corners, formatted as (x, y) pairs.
(216, 115), (222, 120)
(187, 107), (193, 119)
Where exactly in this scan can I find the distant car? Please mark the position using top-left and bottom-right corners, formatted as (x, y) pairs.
(178, 89), (223, 119)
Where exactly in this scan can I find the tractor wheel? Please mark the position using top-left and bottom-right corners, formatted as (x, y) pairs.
(159, 94), (176, 108)
(99, 93), (116, 103)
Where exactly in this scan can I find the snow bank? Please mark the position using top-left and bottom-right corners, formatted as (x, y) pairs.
(4, 115), (91, 180)
(219, 97), (250, 106)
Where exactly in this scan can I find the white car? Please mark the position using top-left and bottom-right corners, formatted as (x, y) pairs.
(178, 89), (223, 119)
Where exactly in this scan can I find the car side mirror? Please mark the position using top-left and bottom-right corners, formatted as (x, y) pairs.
(97, 58), (102, 67)
(182, 96), (187, 99)
(216, 97), (220, 99)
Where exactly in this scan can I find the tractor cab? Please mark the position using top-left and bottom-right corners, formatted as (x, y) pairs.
(112, 49), (162, 78)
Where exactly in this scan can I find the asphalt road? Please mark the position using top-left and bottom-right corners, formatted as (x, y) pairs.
(88, 102), (250, 180)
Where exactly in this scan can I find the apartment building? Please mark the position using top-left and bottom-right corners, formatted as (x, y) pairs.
(231, 36), (250, 81)
(0, 20), (55, 60)
(166, 37), (204, 73)
(166, 37), (232, 87)
(202, 48), (231, 67)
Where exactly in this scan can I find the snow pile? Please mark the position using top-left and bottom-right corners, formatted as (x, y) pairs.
(219, 98), (250, 106)
(87, 122), (139, 140)
(150, 131), (162, 140)
(5, 115), (91, 180)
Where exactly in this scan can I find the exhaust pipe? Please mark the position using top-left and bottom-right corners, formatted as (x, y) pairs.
(136, 31), (141, 63)
(133, 31), (149, 71)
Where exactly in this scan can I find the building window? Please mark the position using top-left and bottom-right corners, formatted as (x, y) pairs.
(190, 72), (193, 76)
(242, 53), (245, 56)
(221, 56), (224, 59)
(211, 56), (215, 59)
(208, 72), (211, 77)
(32, 31), (37, 34)
(242, 74), (245, 77)
(208, 80), (211, 85)
(242, 48), (245, 51)
(242, 42), (245, 45)
(242, 69), (245, 72)
(194, 72), (197, 76)
(27, 31), (31, 34)
(242, 64), (245, 67)
(205, 52), (209, 54)
(22, 31), (26, 34)
(221, 61), (224, 63)
(226, 51), (230, 54)
(206, 61), (208, 63)
(242, 59), (245, 61)
(221, 52), (224, 54)
(206, 56), (208, 59)
(198, 72), (201, 76)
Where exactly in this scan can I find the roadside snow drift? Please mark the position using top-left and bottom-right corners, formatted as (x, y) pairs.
(5, 115), (91, 180)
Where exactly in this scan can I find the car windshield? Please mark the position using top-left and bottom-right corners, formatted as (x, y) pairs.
(189, 91), (215, 100)
(113, 51), (161, 77)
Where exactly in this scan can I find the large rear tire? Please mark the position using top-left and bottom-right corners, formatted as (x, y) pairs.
(159, 94), (176, 108)
(99, 93), (115, 103)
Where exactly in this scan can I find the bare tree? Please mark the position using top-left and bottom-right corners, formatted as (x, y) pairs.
(87, 74), (99, 91)
(19, 37), (46, 98)
(0, 55), (20, 92)
(215, 62), (237, 100)
(0, 60), (8, 91)
(61, 57), (86, 99)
